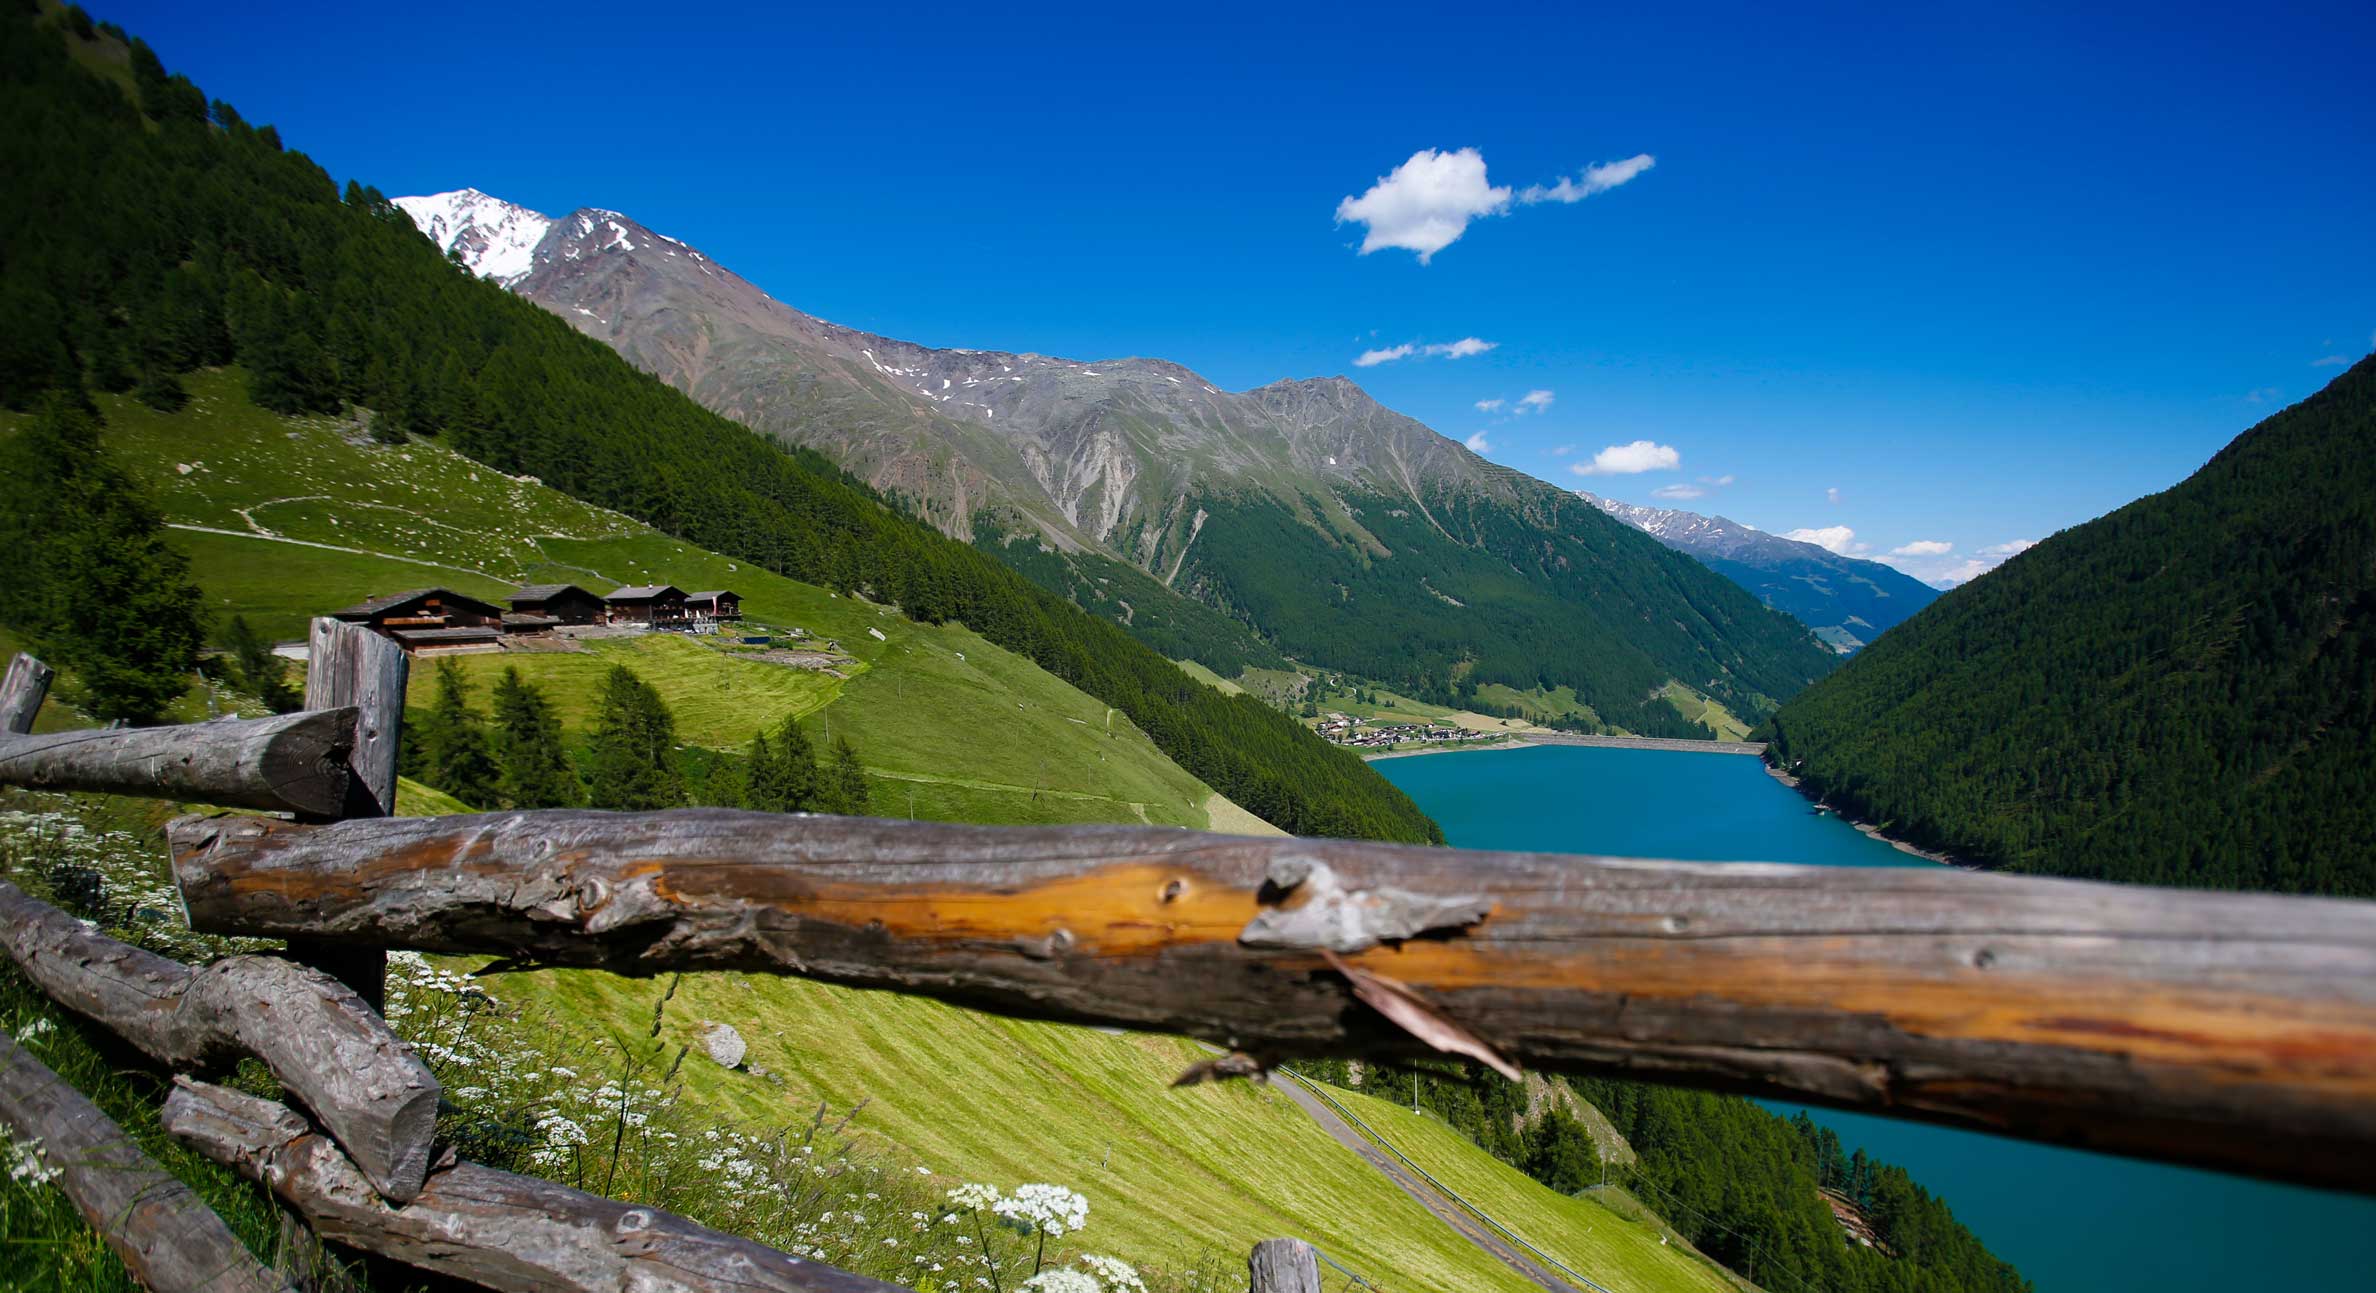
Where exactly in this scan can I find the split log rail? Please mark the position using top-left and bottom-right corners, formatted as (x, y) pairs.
(3, 615), (2376, 1293)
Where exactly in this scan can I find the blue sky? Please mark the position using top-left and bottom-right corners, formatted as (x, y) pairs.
(108, 0), (2375, 585)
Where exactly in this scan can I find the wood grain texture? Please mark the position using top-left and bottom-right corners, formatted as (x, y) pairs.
(0, 652), (53, 734)
(0, 707), (355, 816)
(303, 618), (403, 820)
(0, 880), (437, 1203)
(163, 1079), (909, 1293)
(0, 1035), (290, 1293)
(165, 808), (2376, 1192)
(296, 617), (407, 1017)
(1248, 1239), (1322, 1293)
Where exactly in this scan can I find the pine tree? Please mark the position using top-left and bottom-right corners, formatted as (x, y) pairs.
(585, 666), (683, 809)
(490, 667), (580, 809)
(742, 715), (818, 813)
(131, 364), (189, 412)
(821, 736), (870, 816)
(419, 659), (499, 806)
(0, 398), (204, 723)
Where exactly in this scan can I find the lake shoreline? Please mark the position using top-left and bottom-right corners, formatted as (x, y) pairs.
(1361, 732), (1766, 763)
(1762, 760), (1970, 869)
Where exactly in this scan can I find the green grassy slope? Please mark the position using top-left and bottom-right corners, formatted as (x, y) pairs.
(76, 372), (1234, 833)
(1322, 1084), (1740, 1293)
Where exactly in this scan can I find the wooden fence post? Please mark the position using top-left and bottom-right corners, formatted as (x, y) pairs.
(293, 619), (405, 1014)
(1, 653), (53, 735)
(1249, 1239), (1322, 1293)
(286, 620), (406, 1293)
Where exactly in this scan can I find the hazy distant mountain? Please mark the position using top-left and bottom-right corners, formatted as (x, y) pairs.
(399, 190), (1836, 735)
(1581, 493), (1939, 651)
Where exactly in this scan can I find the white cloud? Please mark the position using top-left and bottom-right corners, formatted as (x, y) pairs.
(1783, 525), (1866, 555)
(1335, 148), (1511, 263)
(1474, 398), (1505, 412)
(1571, 440), (1681, 476)
(1882, 538), (2037, 587)
(1464, 431), (1491, 453)
(1700, 474), (1736, 486)
(1651, 484), (1705, 501)
(1518, 154), (1657, 204)
(2245, 386), (2282, 404)
(1825, 486), (1842, 505)
(2312, 354), (2350, 367)
(1516, 389), (1555, 414)
(1550, 444), (1575, 457)
(1355, 337), (1497, 367)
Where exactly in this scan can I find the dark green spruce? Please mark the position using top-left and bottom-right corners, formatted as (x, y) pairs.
(0, 396), (205, 724)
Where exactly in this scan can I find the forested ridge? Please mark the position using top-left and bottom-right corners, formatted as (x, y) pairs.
(1763, 356), (2376, 893)
(1185, 480), (1836, 739)
(0, 3), (1439, 843)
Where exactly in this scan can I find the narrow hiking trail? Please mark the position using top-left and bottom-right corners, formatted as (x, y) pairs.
(1269, 1072), (1594, 1293)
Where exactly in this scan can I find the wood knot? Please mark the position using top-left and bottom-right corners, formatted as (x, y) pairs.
(1662, 914), (1691, 934)
(1159, 878), (1188, 904)
(1019, 928), (1074, 960)
(1972, 947), (1998, 970)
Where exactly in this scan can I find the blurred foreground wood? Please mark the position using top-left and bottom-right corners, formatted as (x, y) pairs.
(166, 806), (2376, 1193)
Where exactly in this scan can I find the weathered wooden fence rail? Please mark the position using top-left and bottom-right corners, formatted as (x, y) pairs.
(160, 805), (2376, 1192)
(163, 1078), (905, 1293)
(0, 708), (355, 816)
(0, 1031), (289, 1293)
(8, 615), (2376, 1290)
(0, 879), (436, 1202)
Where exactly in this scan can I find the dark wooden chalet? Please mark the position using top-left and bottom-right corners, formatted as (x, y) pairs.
(509, 584), (607, 626)
(328, 588), (506, 655)
(684, 590), (742, 621)
(604, 585), (688, 626)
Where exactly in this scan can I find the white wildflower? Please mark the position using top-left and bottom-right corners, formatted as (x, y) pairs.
(946, 1182), (1001, 1211)
(1079, 1254), (1147, 1292)
(1021, 1272), (1100, 1293)
(4, 1134), (61, 1187)
(994, 1183), (1088, 1237)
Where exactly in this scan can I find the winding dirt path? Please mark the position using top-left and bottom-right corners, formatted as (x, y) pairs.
(1269, 1074), (1589, 1293)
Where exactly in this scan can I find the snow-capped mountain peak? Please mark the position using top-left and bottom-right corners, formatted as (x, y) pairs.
(391, 189), (552, 286)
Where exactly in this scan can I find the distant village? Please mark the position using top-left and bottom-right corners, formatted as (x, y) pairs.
(312, 583), (770, 656)
(1314, 713), (1504, 751)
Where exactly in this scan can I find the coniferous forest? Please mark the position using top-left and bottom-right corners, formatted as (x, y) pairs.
(0, 4), (1438, 844)
(1762, 355), (2376, 894)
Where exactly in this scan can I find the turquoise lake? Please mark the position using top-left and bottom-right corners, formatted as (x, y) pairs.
(1376, 743), (2373, 1293)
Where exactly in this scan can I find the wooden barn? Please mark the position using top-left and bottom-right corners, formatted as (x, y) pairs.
(604, 585), (688, 626)
(509, 583), (607, 626)
(684, 590), (742, 622)
(328, 588), (506, 655)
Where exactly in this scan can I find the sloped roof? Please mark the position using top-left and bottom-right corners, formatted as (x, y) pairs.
(329, 588), (504, 620)
(510, 583), (596, 602)
(684, 590), (738, 601)
(605, 585), (685, 601)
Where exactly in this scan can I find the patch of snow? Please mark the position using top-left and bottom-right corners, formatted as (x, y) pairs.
(391, 189), (553, 286)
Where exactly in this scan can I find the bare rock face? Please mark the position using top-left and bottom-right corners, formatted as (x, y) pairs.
(700, 1023), (746, 1070)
